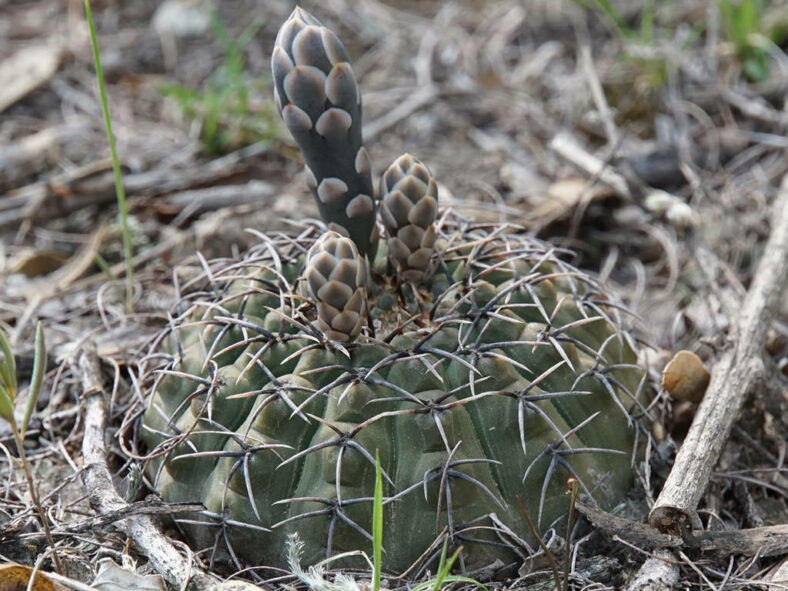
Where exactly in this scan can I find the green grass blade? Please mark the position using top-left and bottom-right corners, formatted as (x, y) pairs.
(576, 0), (632, 40)
(22, 321), (46, 436)
(425, 576), (486, 591)
(740, 0), (759, 36)
(409, 541), (486, 591)
(640, 0), (655, 44)
(719, 0), (746, 49)
(0, 328), (17, 397)
(429, 543), (451, 591)
(372, 450), (383, 591)
(0, 388), (13, 424)
(85, 0), (134, 312)
(431, 542), (456, 591)
(210, 12), (236, 59)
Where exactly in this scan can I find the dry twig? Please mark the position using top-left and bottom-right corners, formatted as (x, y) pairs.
(650, 175), (788, 534)
(549, 132), (632, 200)
(625, 550), (679, 591)
(577, 501), (788, 558)
(78, 346), (258, 591)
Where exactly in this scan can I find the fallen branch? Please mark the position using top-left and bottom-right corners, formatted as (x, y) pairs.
(690, 524), (788, 557)
(649, 175), (788, 535)
(15, 499), (204, 542)
(0, 142), (272, 232)
(163, 180), (275, 222)
(78, 346), (258, 591)
(576, 501), (680, 551)
(362, 86), (437, 142)
(722, 88), (788, 127)
(0, 124), (82, 192)
(625, 550), (679, 591)
(578, 501), (788, 558)
(548, 132), (632, 200)
(515, 556), (623, 591)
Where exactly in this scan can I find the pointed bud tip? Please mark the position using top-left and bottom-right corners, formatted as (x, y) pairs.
(289, 6), (321, 26)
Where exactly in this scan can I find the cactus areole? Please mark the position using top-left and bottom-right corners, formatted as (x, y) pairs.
(138, 7), (649, 574)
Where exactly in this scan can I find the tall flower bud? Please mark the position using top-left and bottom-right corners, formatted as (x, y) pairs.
(272, 8), (377, 258)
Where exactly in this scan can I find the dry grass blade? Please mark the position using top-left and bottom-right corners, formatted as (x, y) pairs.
(516, 494), (562, 591)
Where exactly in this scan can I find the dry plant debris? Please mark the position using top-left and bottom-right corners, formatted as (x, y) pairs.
(661, 350), (710, 404)
(0, 0), (786, 589)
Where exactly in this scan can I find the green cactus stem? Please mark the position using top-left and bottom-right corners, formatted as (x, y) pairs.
(137, 217), (649, 572)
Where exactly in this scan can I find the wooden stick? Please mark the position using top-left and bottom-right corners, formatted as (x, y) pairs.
(577, 500), (788, 558)
(0, 142), (271, 232)
(649, 175), (788, 535)
(79, 346), (258, 591)
(626, 550), (679, 591)
(548, 132), (632, 200)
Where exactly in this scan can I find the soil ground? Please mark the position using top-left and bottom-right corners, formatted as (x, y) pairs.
(0, 0), (786, 589)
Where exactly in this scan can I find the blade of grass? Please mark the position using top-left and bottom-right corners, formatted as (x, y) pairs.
(19, 320), (47, 439)
(640, 0), (655, 44)
(573, 0), (632, 40)
(0, 387), (13, 423)
(422, 575), (486, 591)
(409, 541), (486, 591)
(85, 0), (134, 312)
(430, 541), (453, 591)
(0, 326), (63, 575)
(0, 328), (17, 396)
(0, 328), (16, 422)
(372, 451), (383, 591)
(22, 321), (46, 437)
(740, 0), (758, 37)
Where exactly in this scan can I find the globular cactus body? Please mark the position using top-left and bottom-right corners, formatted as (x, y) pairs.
(139, 226), (646, 571)
(137, 7), (648, 575)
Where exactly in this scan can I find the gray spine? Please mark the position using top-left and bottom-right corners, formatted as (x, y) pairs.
(272, 8), (377, 258)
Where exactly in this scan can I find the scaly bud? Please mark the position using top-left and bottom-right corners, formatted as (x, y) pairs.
(304, 231), (367, 342)
(273, 8), (377, 258)
(379, 154), (438, 282)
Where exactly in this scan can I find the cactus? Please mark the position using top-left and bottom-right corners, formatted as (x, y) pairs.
(137, 7), (649, 575)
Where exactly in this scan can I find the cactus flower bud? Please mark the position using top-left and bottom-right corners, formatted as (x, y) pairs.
(273, 8), (377, 258)
(305, 231), (367, 342)
(380, 154), (439, 282)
